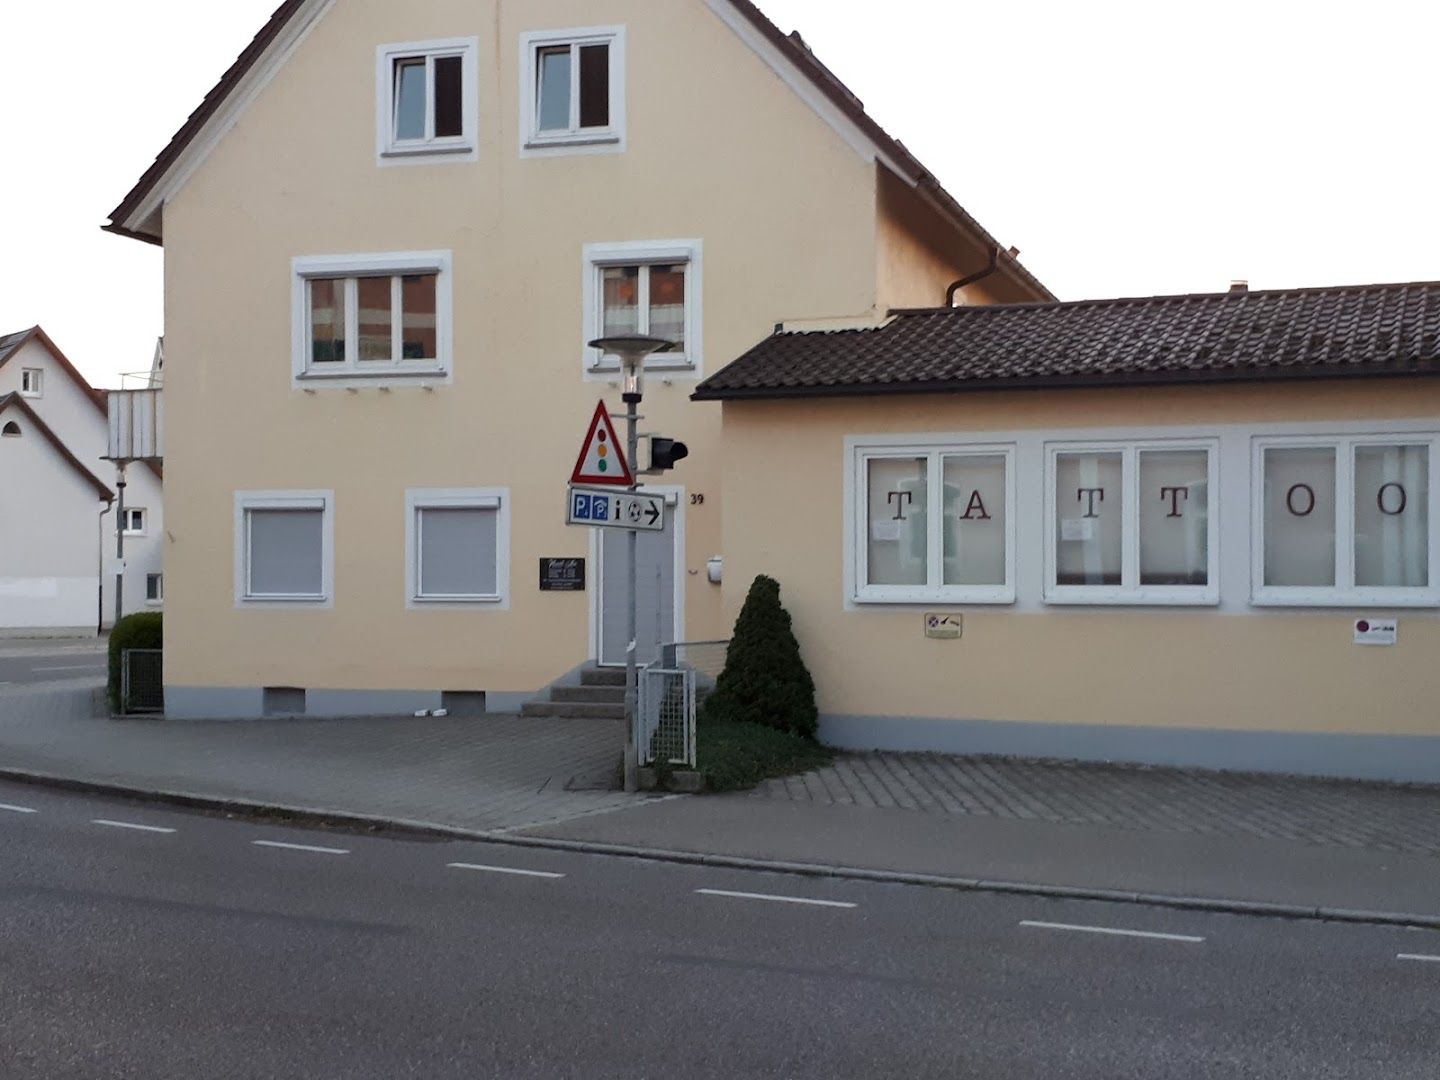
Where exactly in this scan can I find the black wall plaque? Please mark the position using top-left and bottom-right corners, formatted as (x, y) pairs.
(540, 558), (586, 592)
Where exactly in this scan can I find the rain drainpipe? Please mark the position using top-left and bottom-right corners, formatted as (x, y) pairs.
(946, 245), (1001, 307)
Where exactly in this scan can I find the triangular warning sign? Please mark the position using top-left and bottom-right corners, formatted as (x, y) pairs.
(571, 401), (634, 487)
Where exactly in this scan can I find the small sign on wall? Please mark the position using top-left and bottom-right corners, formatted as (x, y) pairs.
(540, 558), (586, 592)
(925, 613), (963, 640)
(1354, 618), (1398, 646)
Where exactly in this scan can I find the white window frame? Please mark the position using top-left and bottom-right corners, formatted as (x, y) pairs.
(582, 240), (703, 377)
(375, 37), (480, 165)
(234, 491), (335, 609)
(1251, 433), (1440, 607)
(146, 573), (163, 605)
(20, 368), (42, 397)
(404, 488), (511, 610)
(519, 25), (627, 157)
(291, 251), (454, 388)
(851, 442), (1017, 605)
(122, 507), (147, 537)
(1044, 438), (1220, 606)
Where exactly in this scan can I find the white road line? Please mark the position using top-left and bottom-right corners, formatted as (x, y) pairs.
(1398, 953), (1440, 964)
(695, 888), (858, 910)
(33, 664), (105, 672)
(0, 803), (38, 814)
(448, 862), (566, 879)
(92, 819), (177, 834)
(1020, 920), (1205, 944)
(251, 840), (350, 856)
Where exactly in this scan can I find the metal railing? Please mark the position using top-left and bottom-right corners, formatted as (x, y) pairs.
(638, 665), (695, 767)
(120, 649), (164, 715)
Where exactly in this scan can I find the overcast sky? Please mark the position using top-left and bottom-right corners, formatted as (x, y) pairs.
(3, 0), (1437, 387)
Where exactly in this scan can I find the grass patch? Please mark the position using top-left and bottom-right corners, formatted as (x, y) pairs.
(697, 720), (835, 793)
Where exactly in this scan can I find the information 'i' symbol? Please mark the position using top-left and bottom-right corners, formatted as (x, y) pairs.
(597, 429), (608, 473)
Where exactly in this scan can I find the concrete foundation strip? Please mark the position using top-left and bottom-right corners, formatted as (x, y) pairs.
(1, 765), (1436, 932)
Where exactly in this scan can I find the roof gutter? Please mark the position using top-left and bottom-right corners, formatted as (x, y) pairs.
(946, 246), (1000, 307)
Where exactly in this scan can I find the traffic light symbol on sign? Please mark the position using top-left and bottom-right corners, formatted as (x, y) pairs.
(571, 401), (634, 487)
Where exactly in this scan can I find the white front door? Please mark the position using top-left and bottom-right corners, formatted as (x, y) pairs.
(596, 491), (681, 667)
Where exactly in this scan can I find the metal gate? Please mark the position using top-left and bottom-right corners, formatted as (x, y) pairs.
(120, 649), (164, 715)
(638, 665), (696, 767)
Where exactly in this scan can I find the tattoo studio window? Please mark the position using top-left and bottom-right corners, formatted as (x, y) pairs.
(1255, 437), (1436, 606)
(1047, 441), (1217, 605)
(855, 446), (1014, 603)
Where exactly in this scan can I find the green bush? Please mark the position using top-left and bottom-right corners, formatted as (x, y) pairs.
(108, 612), (163, 712)
(698, 720), (835, 793)
(700, 574), (818, 738)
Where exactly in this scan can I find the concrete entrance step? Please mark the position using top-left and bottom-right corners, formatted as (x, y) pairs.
(521, 701), (626, 721)
(552, 685), (626, 705)
(580, 667), (627, 688)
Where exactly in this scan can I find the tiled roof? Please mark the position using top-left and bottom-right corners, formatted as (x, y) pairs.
(0, 328), (32, 367)
(103, 1), (1052, 302)
(693, 281), (1440, 400)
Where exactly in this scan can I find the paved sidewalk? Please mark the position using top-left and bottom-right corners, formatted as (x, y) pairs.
(0, 684), (639, 832)
(752, 752), (1440, 856)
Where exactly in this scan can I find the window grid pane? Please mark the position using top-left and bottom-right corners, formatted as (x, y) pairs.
(648, 264), (686, 351)
(432, 55), (463, 138)
(418, 508), (499, 597)
(1139, 450), (1209, 586)
(309, 278), (346, 364)
(1054, 452), (1123, 586)
(601, 266), (642, 338)
(537, 46), (572, 131)
(393, 59), (427, 141)
(578, 43), (610, 128)
(247, 509), (324, 598)
(356, 277), (393, 362)
(942, 455), (1006, 587)
(1264, 447), (1337, 587)
(401, 275), (438, 361)
(1355, 444), (1429, 588)
(867, 458), (928, 586)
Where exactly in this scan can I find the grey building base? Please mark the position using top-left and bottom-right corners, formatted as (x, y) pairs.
(819, 713), (1440, 785)
(164, 686), (535, 720)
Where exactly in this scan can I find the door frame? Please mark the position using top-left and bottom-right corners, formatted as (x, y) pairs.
(588, 484), (686, 666)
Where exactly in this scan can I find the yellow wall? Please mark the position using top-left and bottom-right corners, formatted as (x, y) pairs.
(161, 0), (895, 693)
(718, 379), (1440, 740)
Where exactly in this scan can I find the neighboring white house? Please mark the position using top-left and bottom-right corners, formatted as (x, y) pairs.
(0, 326), (165, 633)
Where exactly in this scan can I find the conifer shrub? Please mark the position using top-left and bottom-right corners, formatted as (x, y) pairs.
(700, 574), (818, 739)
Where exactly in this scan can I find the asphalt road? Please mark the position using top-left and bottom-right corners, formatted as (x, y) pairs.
(0, 644), (105, 687)
(0, 779), (1435, 1079)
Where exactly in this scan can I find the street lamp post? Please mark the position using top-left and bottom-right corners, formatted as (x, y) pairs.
(588, 335), (675, 794)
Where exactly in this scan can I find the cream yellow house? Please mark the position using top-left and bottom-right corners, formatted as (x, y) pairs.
(695, 283), (1440, 782)
(105, 0), (1050, 717)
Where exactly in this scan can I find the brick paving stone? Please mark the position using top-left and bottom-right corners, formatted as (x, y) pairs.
(752, 750), (1440, 858)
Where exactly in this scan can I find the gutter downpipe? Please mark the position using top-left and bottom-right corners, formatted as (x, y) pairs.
(945, 245), (1000, 307)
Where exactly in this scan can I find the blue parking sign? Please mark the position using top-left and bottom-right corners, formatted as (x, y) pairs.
(571, 492), (596, 522)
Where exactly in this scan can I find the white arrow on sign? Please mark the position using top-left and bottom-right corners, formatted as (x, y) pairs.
(566, 486), (665, 532)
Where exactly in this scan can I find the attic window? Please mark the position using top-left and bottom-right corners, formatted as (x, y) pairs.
(20, 368), (42, 397)
(521, 27), (625, 155)
(376, 39), (478, 163)
(1, 421), (19, 438)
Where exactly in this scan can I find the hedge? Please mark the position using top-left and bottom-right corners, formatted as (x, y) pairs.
(108, 612), (163, 712)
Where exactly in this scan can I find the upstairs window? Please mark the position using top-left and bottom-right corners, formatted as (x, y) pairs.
(1254, 436), (1437, 606)
(146, 573), (164, 604)
(521, 27), (625, 154)
(122, 508), (147, 536)
(292, 253), (452, 384)
(376, 39), (478, 163)
(584, 241), (702, 373)
(20, 368), (43, 397)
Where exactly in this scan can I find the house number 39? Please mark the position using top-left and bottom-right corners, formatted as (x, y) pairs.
(690, 494), (706, 506)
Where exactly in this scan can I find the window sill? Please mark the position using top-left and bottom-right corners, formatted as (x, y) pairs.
(525, 131), (621, 151)
(380, 141), (476, 160)
(589, 360), (695, 375)
(298, 368), (448, 387)
(853, 590), (1015, 606)
(1044, 589), (1219, 607)
(1250, 591), (1439, 609)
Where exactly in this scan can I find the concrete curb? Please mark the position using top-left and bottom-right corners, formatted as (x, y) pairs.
(3, 765), (1439, 932)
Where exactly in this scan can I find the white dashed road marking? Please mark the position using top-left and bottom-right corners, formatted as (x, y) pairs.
(449, 862), (566, 879)
(0, 803), (38, 814)
(1020, 920), (1205, 944)
(1398, 953), (1440, 964)
(695, 888), (858, 910)
(252, 840), (350, 856)
(34, 665), (105, 672)
(92, 819), (177, 834)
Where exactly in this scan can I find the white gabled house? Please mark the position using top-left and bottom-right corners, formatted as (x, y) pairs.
(0, 326), (165, 633)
